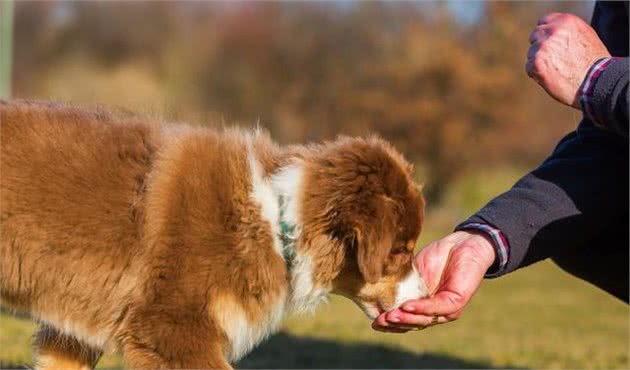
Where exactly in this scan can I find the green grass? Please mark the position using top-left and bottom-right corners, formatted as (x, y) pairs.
(1, 167), (628, 369)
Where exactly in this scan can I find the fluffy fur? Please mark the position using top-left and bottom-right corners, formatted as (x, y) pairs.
(0, 100), (427, 369)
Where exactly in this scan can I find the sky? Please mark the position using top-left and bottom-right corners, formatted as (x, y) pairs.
(446, 0), (485, 26)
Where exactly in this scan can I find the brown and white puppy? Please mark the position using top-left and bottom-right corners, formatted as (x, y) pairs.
(0, 100), (427, 370)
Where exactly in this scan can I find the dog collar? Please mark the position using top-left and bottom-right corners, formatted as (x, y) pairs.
(278, 194), (297, 269)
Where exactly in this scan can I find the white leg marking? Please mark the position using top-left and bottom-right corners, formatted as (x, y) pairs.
(34, 312), (110, 350)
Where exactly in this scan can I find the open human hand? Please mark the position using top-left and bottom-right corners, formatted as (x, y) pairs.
(372, 231), (496, 333)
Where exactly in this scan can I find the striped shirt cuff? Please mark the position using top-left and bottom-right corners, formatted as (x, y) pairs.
(579, 57), (622, 127)
(458, 222), (510, 278)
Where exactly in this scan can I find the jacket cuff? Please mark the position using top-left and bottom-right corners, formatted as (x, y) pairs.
(579, 57), (624, 128)
(455, 222), (510, 278)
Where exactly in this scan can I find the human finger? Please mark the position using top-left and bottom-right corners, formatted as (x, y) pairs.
(525, 56), (538, 79)
(526, 42), (541, 60)
(372, 325), (410, 334)
(386, 309), (450, 327)
(528, 25), (550, 44)
(537, 12), (562, 26)
(371, 318), (409, 333)
(400, 290), (467, 317)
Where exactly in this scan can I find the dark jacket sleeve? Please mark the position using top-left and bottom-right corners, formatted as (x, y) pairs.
(586, 57), (628, 137)
(586, 1), (629, 137)
(455, 121), (629, 276)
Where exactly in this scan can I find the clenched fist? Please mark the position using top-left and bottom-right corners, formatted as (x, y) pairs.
(526, 12), (610, 109)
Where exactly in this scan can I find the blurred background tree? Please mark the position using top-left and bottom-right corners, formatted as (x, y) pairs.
(12, 0), (589, 203)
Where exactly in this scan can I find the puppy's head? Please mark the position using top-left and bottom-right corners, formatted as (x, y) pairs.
(300, 136), (427, 319)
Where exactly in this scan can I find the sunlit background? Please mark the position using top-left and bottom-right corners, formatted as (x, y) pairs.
(1, 1), (627, 369)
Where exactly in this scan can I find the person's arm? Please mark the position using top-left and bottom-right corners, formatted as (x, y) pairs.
(371, 10), (629, 331)
(456, 122), (628, 276)
(372, 122), (628, 331)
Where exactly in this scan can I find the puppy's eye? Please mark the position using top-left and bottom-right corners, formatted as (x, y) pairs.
(390, 245), (407, 255)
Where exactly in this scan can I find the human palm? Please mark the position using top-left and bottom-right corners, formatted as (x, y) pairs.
(372, 231), (496, 332)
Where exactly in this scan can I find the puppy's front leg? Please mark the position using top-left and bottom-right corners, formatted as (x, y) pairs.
(121, 330), (233, 369)
(34, 325), (102, 370)
(123, 344), (232, 369)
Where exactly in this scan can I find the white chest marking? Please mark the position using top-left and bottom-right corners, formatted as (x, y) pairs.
(288, 253), (329, 313)
(215, 295), (286, 363)
(268, 163), (330, 313)
(240, 136), (328, 358)
(270, 164), (303, 231)
(246, 140), (283, 257)
(246, 137), (305, 262)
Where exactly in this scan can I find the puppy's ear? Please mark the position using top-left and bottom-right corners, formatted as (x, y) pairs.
(354, 225), (393, 284)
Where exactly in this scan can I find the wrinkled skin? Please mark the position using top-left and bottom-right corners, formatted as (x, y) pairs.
(525, 12), (610, 109)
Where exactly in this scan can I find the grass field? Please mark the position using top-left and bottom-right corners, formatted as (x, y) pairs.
(1, 167), (628, 369)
